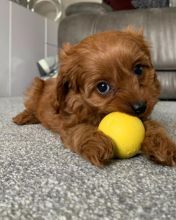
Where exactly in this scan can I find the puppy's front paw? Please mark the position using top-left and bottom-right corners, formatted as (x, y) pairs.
(141, 120), (176, 166)
(152, 142), (176, 166)
(80, 131), (114, 167)
(142, 133), (176, 166)
(13, 110), (39, 125)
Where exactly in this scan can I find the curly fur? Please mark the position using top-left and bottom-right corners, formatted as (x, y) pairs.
(13, 28), (176, 166)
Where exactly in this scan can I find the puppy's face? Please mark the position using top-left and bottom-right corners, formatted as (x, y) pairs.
(58, 29), (160, 120)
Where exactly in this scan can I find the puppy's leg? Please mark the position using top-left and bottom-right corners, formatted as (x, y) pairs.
(62, 124), (114, 166)
(13, 110), (39, 125)
(141, 120), (176, 166)
(13, 77), (44, 125)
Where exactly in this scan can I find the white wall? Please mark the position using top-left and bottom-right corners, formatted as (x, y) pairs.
(0, 0), (103, 97)
(0, 0), (9, 96)
(0, 0), (58, 97)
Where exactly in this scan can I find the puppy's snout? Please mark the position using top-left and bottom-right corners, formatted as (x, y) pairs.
(132, 101), (147, 115)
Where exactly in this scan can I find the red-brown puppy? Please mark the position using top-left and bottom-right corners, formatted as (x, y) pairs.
(13, 29), (176, 166)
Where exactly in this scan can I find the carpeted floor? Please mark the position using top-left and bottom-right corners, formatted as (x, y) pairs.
(0, 97), (176, 220)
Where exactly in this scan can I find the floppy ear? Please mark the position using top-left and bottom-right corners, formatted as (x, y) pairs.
(56, 73), (71, 110)
(56, 43), (79, 109)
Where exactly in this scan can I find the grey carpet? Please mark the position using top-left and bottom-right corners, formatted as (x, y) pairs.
(0, 97), (176, 220)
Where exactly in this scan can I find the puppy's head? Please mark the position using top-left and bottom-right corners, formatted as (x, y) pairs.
(57, 28), (160, 121)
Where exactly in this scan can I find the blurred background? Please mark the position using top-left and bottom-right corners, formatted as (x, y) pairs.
(1, 0), (175, 96)
(10, 0), (176, 22)
(10, 0), (101, 21)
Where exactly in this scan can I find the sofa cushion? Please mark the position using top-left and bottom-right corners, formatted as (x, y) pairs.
(59, 8), (176, 70)
(157, 71), (176, 100)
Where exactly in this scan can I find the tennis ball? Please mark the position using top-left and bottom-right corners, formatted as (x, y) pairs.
(98, 112), (145, 159)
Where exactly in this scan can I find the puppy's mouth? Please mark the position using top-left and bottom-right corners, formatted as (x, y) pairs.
(102, 100), (151, 120)
(115, 101), (148, 119)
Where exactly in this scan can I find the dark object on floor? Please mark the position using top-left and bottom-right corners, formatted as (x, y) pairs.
(103, 0), (134, 10)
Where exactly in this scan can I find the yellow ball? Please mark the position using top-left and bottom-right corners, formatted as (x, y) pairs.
(98, 112), (145, 159)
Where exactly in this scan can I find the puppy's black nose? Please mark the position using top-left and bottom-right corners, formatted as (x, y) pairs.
(132, 101), (146, 115)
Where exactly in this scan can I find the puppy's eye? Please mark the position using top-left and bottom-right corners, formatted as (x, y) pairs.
(96, 81), (111, 95)
(134, 64), (143, 76)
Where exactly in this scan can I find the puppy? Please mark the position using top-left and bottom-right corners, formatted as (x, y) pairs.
(13, 28), (176, 166)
